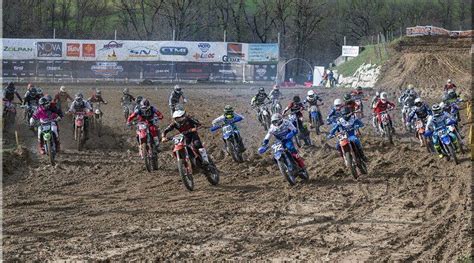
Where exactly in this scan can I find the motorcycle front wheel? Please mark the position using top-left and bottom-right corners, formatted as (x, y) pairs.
(178, 158), (194, 191)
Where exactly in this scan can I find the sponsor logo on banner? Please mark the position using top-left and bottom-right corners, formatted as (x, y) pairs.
(46, 66), (62, 71)
(128, 46), (159, 58)
(83, 44), (96, 57)
(227, 43), (244, 58)
(13, 66), (24, 71)
(160, 46), (188, 56)
(66, 43), (80, 57)
(100, 41), (123, 50)
(107, 50), (118, 60)
(37, 42), (62, 57)
(198, 43), (211, 53)
(248, 44), (278, 63)
(3, 46), (34, 52)
(222, 55), (240, 63)
(194, 43), (214, 60)
(91, 62), (124, 77)
(256, 67), (267, 77)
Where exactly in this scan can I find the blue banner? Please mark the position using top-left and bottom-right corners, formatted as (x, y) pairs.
(248, 44), (279, 64)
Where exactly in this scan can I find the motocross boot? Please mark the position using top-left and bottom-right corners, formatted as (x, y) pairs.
(434, 144), (443, 158)
(38, 140), (45, 154)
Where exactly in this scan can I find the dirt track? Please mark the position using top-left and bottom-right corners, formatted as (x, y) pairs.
(2, 85), (472, 261)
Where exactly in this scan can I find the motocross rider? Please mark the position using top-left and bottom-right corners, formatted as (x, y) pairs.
(327, 106), (368, 162)
(350, 86), (365, 116)
(3, 82), (23, 104)
(304, 90), (324, 125)
(134, 96), (144, 111)
(53, 86), (73, 114)
(30, 96), (63, 154)
(425, 104), (459, 158)
(268, 85), (283, 103)
(373, 92), (396, 132)
(283, 95), (305, 130)
(161, 109), (210, 164)
(68, 93), (93, 139)
(370, 91), (380, 129)
(168, 85), (187, 114)
(407, 98), (432, 126)
(251, 87), (271, 123)
(258, 113), (306, 171)
(211, 105), (246, 151)
(327, 98), (344, 125)
(443, 79), (457, 93)
(127, 99), (164, 148)
(121, 88), (135, 119)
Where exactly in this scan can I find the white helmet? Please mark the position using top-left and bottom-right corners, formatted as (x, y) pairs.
(307, 90), (315, 96)
(380, 92), (388, 100)
(439, 101), (445, 109)
(375, 91), (380, 96)
(414, 97), (422, 104)
(447, 79), (452, 84)
(172, 109), (185, 119)
(271, 113), (283, 126)
(334, 98), (342, 107)
(174, 85), (182, 92)
(60, 86), (65, 92)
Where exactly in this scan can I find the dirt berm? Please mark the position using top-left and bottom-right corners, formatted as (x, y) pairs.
(376, 36), (472, 98)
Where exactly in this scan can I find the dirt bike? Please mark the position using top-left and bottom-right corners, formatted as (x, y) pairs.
(38, 120), (59, 165)
(378, 110), (394, 144)
(211, 123), (244, 163)
(73, 112), (89, 151)
(22, 103), (38, 125)
(257, 104), (271, 131)
(401, 104), (414, 133)
(271, 99), (282, 114)
(2, 100), (17, 131)
(308, 104), (323, 135)
(428, 124), (461, 165)
(135, 121), (159, 172)
(122, 103), (134, 121)
(334, 130), (367, 179)
(91, 101), (104, 137)
(166, 130), (219, 191)
(354, 99), (364, 119)
(414, 119), (434, 153)
(260, 140), (309, 186)
(288, 113), (312, 147)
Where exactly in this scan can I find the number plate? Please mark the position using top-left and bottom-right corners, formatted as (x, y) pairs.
(222, 125), (233, 133)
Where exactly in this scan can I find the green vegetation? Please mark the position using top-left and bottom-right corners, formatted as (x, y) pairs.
(335, 42), (392, 77)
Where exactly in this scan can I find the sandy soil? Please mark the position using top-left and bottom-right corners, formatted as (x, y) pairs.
(2, 84), (472, 261)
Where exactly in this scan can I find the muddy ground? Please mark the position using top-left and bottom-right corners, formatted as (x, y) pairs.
(2, 85), (472, 261)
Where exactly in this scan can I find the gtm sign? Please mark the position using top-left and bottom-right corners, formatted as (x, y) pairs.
(160, 47), (188, 56)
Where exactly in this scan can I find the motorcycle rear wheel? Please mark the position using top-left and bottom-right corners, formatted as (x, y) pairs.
(46, 140), (56, 165)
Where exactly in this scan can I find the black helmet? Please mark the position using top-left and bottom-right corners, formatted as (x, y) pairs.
(135, 95), (143, 104)
(39, 97), (50, 108)
(341, 106), (352, 121)
(224, 105), (234, 119)
(258, 87), (265, 93)
(30, 87), (37, 95)
(432, 104), (442, 117)
(356, 86), (362, 91)
(293, 96), (301, 103)
(343, 93), (352, 102)
(174, 85), (182, 92)
(75, 93), (84, 102)
(45, 94), (53, 102)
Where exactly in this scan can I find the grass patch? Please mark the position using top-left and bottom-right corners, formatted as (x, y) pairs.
(335, 44), (390, 77)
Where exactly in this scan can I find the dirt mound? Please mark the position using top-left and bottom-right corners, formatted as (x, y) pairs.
(2, 86), (472, 261)
(376, 36), (472, 98)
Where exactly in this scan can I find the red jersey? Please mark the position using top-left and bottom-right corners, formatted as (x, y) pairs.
(373, 100), (395, 115)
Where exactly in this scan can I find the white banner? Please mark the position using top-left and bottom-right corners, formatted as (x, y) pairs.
(1, 38), (263, 64)
(342, 45), (359, 57)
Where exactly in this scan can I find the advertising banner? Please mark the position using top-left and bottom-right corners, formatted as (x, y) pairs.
(37, 42), (63, 57)
(342, 46), (359, 57)
(142, 62), (175, 80)
(248, 44), (279, 64)
(2, 60), (36, 77)
(2, 39), (36, 60)
(253, 64), (277, 81)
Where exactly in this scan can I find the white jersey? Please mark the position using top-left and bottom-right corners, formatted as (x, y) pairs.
(264, 119), (296, 142)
